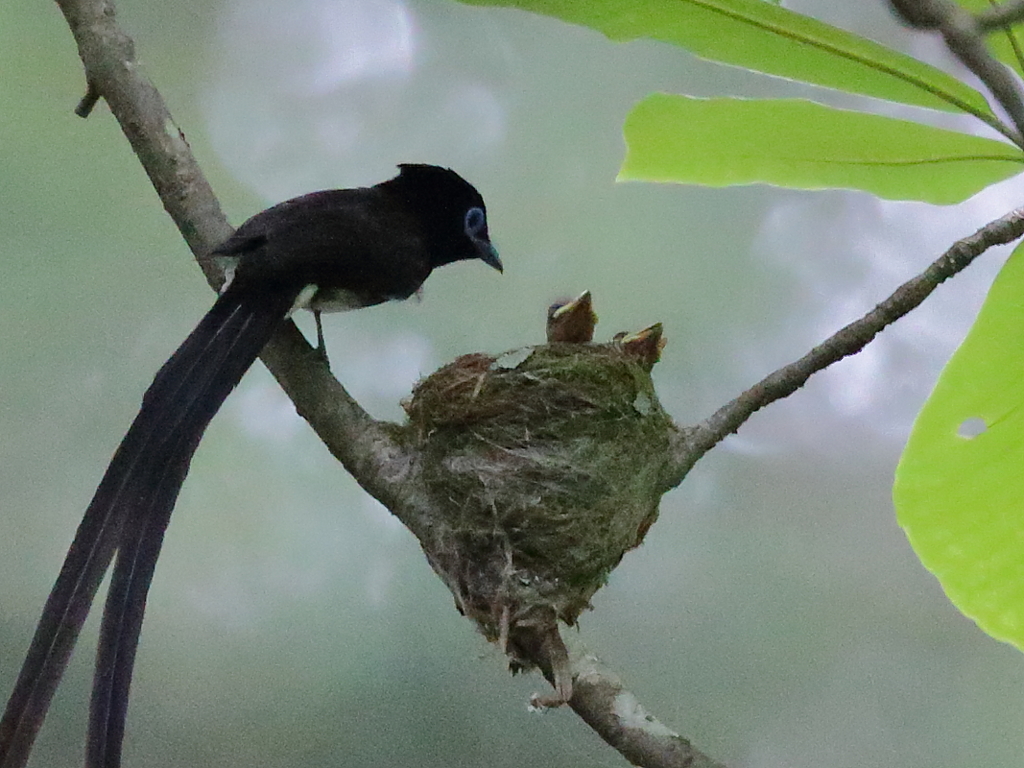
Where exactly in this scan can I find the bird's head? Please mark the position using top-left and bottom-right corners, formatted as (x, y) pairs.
(387, 164), (503, 273)
(546, 290), (598, 344)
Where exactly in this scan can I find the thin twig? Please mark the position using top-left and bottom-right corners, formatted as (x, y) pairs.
(74, 80), (100, 117)
(664, 207), (1024, 486)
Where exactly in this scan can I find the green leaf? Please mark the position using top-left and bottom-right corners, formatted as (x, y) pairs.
(895, 241), (1024, 651)
(458, 0), (995, 119)
(619, 94), (1022, 204)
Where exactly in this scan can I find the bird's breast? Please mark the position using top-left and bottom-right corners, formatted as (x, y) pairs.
(295, 284), (377, 314)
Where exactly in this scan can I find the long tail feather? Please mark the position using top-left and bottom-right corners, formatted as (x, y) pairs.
(0, 283), (298, 768)
(88, 292), (295, 768)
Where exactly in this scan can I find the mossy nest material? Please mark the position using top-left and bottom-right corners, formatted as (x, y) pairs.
(402, 328), (674, 673)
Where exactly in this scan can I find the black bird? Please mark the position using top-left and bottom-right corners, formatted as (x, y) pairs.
(0, 164), (502, 768)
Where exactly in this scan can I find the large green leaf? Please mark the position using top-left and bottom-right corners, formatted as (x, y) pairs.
(459, 0), (995, 119)
(619, 94), (1022, 204)
(895, 241), (1024, 650)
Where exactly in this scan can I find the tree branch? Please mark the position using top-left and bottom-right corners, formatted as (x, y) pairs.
(976, 0), (1024, 35)
(526, 631), (729, 768)
(889, 0), (1024, 147)
(662, 206), (1024, 488)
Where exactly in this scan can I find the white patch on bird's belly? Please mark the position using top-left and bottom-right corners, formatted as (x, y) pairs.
(290, 284), (369, 316)
(289, 284), (320, 315)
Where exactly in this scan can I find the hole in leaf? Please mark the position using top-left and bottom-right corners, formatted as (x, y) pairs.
(957, 417), (987, 439)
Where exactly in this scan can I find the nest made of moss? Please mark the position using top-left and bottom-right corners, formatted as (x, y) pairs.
(400, 313), (674, 689)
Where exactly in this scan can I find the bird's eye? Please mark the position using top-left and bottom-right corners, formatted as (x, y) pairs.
(464, 206), (486, 237)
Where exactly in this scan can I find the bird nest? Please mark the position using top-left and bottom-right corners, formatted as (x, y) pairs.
(401, 308), (673, 697)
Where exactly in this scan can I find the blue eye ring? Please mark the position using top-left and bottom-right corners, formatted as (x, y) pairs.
(464, 206), (486, 237)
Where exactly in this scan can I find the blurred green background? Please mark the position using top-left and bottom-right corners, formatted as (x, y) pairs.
(2, 1), (1024, 766)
